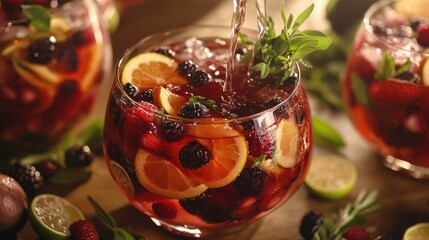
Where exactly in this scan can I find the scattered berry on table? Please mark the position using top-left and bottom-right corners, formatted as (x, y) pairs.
(189, 70), (212, 86)
(8, 163), (44, 197)
(37, 160), (60, 179)
(139, 88), (154, 103)
(179, 141), (212, 170)
(69, 220), (99, 240)
(232, 167), (268, 196)
(299, 209), (324, 240)
(27, 37), (57, 64)
(155, 48), (175, 58)
(152, 201), (177, 219)
(343, 226), (370, 240)
(178, 102), (209, 119)
(65, 145), (94, 168)
(416, 23), (429, 47)
(160, 120), (184, 142)
(177, 60), (197, 78)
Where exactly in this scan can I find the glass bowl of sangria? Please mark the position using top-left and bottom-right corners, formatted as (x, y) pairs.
(103, 25), (313, 237)
(342, 0), (429, 178)
(0, 0), (112, 158)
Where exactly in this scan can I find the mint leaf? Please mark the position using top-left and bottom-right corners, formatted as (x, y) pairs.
(189, 96), (220, 112)
(251, 155), (266, 168)
(22, 5), (51, 31)
(351, 74), (369, 106)
(375, 53), (411, 80)
(312, 115), (345, 148)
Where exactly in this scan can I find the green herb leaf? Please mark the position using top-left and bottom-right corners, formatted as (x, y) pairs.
(189, 96), (220, 112)
(351, 74), (369, 106)
(251, 155), (266, 168)
(22, 5), (51, 31)
(49, 167), (92, 186)
(312, 115), (345, 148)
(374, 53), (411, 80)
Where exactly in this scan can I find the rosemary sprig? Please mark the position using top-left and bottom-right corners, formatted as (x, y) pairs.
(314, 190), (380, 240)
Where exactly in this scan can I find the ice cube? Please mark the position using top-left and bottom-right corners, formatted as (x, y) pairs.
(184, 37), (213, 60)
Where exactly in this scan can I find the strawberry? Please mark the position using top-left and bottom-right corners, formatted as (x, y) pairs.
(69, 220), (99, 240)
(343, 226), (370, 240)
(416, 23), (429, 48)
(368, 80), (428, 108)
(152, 201), (177, 219)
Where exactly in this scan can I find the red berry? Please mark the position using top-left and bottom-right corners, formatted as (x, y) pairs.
(368, 80), (428, 108)
(138, 132), (162, 151)
(247, 131), (274, 159)
(152, 202), (177, 219)
(69, 220), (99, 240)
(416, 24), (429, 47)
(343, 226), (370, 240)
(37, 161), (60, 178)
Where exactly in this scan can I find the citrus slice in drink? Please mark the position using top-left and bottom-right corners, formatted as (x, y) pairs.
(403, 223), (429, 240)
(134, 148), (208, 199)
(109, 161), (135, 197)
(29, 194), (85, 240)
(186, 122), (248, 188)
(273, 118), (300, 168)
(121, 52), (187, 89)
(152, 86), (188, 115)
(304, 155), (357, 200)
(422, 57), (429, 87)
(395, 0), (429, 18)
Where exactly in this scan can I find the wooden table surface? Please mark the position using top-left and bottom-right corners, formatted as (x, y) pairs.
(18, 0), (429, 239)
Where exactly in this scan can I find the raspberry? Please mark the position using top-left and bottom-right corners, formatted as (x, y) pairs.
(27, 37), (57, 64)
(247, 131), (274, 159)
(37, 160), (60, 179)
(178, 102), (209, 119)
(232, 167), (268, 196)
(189, 70), (211, 86)
(138, 132), (162, 151)
(155, 48), (175, 58)
(152, 202), (177, 219)
(179, 141), (212, 170)
(343, 226), (370, 240)
(160, 120), (184, 142)
(299, 210), (324, 240)
(65, 145), (94, 167)
(416, 24), (429, 47)
(69, 220), (99, 240)
(8, 163), (44, 197)
(177, 60), (197, 78)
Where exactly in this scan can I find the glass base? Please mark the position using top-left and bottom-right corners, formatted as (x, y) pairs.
(383, 155), (429, 179)
(150, 217), (262, 239)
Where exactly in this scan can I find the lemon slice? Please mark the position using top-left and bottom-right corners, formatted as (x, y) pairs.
(395, 0), (429, 19)
(422, 58), (429, 87)
(109, 161), (135, 197)
(135, 148), (208, 199)
(29, 194), (85, 240)
(305, 155), (357, 200)
(273, 118), (300, 168)
(121, 52), (187, 89)
(152, 86), (188, 115)
(403, 223), (429, 240)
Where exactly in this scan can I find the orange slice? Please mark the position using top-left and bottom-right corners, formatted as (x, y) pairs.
(273, 118), (300, 168)
(185, 122), (248, 188)
(121, 52), (187, 89)
(152, 86), (187, 115)
(134, 148), (207, 199)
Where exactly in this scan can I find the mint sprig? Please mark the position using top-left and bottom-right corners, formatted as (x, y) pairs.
(241, 3), (332, 85)
(375, 53), (411, 80)
(189, 96), (220, 112)
(22, 5), (51, 31)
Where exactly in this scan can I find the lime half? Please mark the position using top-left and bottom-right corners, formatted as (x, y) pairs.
(29, 194), (85, 240)
(403, 223), (429, 240)
(304, 155), (357, 200)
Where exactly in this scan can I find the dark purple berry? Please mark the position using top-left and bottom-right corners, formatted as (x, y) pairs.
(177, 60), (197, 78)
(152, 202), (177, 219)
(178, 102), (209, 119)
(65, 145), (94, 167)
(179, 141), (212, 170)
(395, 71), (418, 83)
(285, 72), (299, 89)
(299, 210), (324, 240)
(8, 163), (44, 197)
(27, 37), (56, 64)
(123, 83), (139, 100)
(295, 106), (306, 124)
(138, 89), (154, 103)
(189, 70), (211, 86)
(71, 30), (88, 46)
(59, 80), (79, 96)
(160, 120), (184, 142)
(54, 44), (79, 72)
(155, 48), (175, 58)
(232, 167), (267, 196)
(410, 18), (422, 31)
(264, 97), (287, 116)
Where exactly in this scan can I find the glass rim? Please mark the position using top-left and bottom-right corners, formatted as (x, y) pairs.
(363, 0), (429, 57)
(114, 24), (302, 125)
(0, 0), (85, 26)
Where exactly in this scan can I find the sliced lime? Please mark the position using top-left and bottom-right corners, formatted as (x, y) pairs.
(29, 194), (85, 240)
(304, 155), (357, 200)
(403, 223), (429, 240)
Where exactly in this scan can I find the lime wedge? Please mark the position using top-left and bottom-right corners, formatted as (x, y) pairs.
(403, 223), (429, 240)
(29, 194), (85, 240)
(304, 155), (357, 200)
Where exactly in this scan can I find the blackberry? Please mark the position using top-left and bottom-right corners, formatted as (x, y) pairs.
(395, 71), (418, 83)
(155, 48), (175, 58)
(189, 70), (211, 86)
(123, 83), (139, 100)
(160, 120), (184, 142)
(285, 72), (299, 89)
(139, 89), (154, 103)
(65, 145), (94, 167)
(295, 106), (306, 125)
(71, 30), (88, 46)
(299, 210), (324, 240)
(8, 163), (44, 197)
(27, 37), (57, 64)
(179, 141), (212, 170)
(232, 167), (268, 196)
(178, 102), (209, 119)
(264, 97), (287, 116)
(177, 60), (197, 78)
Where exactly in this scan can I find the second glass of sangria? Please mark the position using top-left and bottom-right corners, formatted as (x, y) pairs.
(343, 0), (429, 178)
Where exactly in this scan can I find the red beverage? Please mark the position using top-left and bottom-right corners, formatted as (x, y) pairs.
(343, 0), (429, 178)
(103, 26), (312, 237)
(0, 0), (112, 157)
